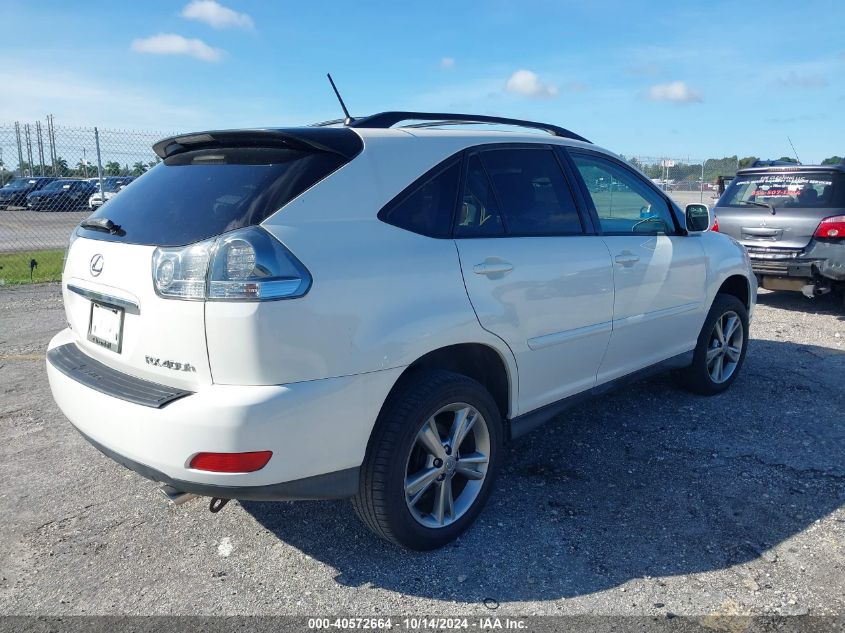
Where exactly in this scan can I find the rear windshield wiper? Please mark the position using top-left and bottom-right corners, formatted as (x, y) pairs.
(80, 217), (123, 234)
(738, 200), (776, 215)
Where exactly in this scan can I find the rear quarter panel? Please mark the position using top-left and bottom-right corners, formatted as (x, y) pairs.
(205, 132), (519, 411)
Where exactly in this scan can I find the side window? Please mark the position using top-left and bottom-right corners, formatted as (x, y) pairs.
(482, 148), (583, 236)
(455, 154), (505, 237)
(570, 153), (676, 235)
(379, 159), (460, 238)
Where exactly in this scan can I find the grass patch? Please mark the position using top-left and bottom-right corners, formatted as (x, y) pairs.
(0, 249), (65, 285)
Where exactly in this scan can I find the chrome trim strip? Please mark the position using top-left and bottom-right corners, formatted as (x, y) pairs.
(528, 321), (612, 351)
(612, 301), (699, 329)
(67, 284), (140, 314)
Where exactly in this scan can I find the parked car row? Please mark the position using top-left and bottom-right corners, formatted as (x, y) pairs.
(0, 176), (135, 212)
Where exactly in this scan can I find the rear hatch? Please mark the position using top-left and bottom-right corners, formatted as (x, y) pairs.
(715, 170), (844, 250)
(63, 128), (360, 389)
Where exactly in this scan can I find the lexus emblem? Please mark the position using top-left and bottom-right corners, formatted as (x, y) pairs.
(90, 254), (104, 277)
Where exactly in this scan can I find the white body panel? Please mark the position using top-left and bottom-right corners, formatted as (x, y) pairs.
(47, 328), (403, 486)
(456, 236), (614, 414)
(62, 238), (211, 390)
(597, 234), (708, 382)
(47, 126), (755, 496)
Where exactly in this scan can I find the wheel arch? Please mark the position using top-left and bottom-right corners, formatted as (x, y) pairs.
(384, 343), (514, 423)
(717, 273), (752, 309)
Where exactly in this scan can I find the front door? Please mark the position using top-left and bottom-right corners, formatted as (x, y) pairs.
(567, 150), (707, 384)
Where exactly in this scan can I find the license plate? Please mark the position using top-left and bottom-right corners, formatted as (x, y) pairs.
(88, 301), (125, 353)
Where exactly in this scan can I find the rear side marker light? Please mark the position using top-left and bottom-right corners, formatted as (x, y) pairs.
(189, 451), (272, 473)
(711, 216), (720, 232)
(814, 215), (845, 239)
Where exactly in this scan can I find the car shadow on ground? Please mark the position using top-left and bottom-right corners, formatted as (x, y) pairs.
(756, 288), (844, 318)
(242, 338), (845, 603)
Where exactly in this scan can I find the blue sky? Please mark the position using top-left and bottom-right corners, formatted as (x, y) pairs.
(1, 0), (843, 162)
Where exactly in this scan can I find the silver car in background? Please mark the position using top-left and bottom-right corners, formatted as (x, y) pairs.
(713, 162), (845, 305)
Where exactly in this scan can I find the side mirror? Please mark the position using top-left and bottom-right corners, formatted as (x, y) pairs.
(685, 203), (711, 233)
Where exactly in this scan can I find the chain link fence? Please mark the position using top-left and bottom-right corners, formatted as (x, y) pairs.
(0, 120), (171, 284)
(0, 118), (746, 286)
(626, 155), (741, 208)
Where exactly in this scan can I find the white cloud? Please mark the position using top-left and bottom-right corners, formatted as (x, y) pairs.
(505, 70), (558, 98)
(440, 57), (455, 69)
(181, 0), (254, 30)
(646, 80), (702, 104)
(131, 34), (223, 62)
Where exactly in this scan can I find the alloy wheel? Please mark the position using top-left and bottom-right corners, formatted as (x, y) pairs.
(404, 403), (491, 528)
(706, 310), (744, 383)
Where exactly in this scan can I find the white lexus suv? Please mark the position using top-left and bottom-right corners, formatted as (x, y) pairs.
(47, 112), (755, 550)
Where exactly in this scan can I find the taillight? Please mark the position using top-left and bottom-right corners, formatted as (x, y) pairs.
(152, 226), (311, 301)
(189, 451), (272, 473)
(711, 215), (720, 232)
(814, 215), (845, 239)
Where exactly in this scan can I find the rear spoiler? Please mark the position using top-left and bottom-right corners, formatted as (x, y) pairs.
(152, 127), (363, 161)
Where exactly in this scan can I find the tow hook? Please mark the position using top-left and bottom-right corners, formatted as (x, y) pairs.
(802, 283), (831, 298)
(209, 497), (230, 513)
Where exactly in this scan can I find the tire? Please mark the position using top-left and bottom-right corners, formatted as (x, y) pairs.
(352, 369), (503, 550)
(676, 294), (749, 395)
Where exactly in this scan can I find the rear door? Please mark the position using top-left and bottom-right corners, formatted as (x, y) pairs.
(715, 171), (841, 249)
(455, 145), (614, 415)
(566, 150), (707, 383)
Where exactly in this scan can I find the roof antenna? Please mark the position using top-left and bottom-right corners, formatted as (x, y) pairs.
(326, 73), (354, 126)
(787, 136), (801, 164)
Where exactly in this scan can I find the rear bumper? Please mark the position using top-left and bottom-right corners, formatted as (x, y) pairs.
(747, 241), (845, 283)
(47, 329), (403, 499)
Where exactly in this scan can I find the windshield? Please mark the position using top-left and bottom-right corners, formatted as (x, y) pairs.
(41, 180), (75, 191)
(99, 178), (132, 192)
(3, 178), (37, 189)
(720, 172), (842, 208)
(77, 146), (348, 246)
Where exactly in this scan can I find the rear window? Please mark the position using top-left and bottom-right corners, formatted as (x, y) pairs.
(721, 172), (844, 208)
(77, 147), (348, 246)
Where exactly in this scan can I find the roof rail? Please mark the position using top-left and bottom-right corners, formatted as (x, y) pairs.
(347, 111), (591, 144)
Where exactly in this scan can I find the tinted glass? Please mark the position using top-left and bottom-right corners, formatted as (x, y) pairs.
(380, 160), (460, 238)
(77, 147), (347, 246)
(571, 153), (675, 234)
(455, 154), (505, 237)
(482, 148), (582, 235)
(720, 172), (843, 208)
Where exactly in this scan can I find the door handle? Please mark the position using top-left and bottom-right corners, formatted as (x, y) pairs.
(473, 260), (514, 276)
(614, 252), (640, 267)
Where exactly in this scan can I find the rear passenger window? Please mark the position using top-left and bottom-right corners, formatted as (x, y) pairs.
(483, 148), (582, 236)
(379, 160), (460, 238)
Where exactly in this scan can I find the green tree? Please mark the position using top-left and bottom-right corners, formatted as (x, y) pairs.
(104, 161), (121, 176)
(776, 156), (799, 164)
(131, 162), (148, 176)
(821, 156), (843, 165)
(738, 156), (759, 169)
(55, 157), (69, 176)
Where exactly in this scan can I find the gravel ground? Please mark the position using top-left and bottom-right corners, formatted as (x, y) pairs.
(0, 283), (843, 617)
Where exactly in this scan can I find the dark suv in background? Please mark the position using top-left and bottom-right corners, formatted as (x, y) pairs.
(0, 177), (58, 209)
(713, 162), (845, 304)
